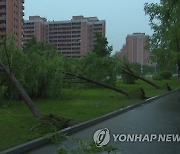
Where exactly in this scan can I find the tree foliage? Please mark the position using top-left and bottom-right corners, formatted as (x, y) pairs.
(67, 33), (119, 86)
(131, 62), (155, 75)
(159, 71), (172, 79)
(92, 33), (112, 57)
(144, 0), (180, 76)
(78, 52), (121, 86)
(121, 59), (139, 84)
(0, 38), (65, 100)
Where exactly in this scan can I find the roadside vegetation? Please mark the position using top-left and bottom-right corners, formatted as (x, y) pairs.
(0, 78), (180, 151)
(0, 36), (179, 151)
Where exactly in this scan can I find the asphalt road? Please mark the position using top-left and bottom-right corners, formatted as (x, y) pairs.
(27, 90), (180, 154)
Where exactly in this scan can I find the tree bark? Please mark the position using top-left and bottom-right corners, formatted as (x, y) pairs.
(122, 69), (161, 89)
(66, 72), (132, 98)
(178, 63), (180, 79)
(0, 59), (41, 118)
(175, 35), (180, 79)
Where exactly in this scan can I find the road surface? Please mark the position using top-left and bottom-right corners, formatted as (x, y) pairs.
(27, 90), (180, 154)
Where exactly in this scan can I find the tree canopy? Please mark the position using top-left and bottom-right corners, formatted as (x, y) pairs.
(0, 38), (65, 100)
(144, 0), (180, 77)
(92, 33), (112, 57)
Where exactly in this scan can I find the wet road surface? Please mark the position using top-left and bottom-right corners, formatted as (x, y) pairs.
(27, 90), (180, 154)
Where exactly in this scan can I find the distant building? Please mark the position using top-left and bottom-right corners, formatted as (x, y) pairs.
(23, 16), (47, 46)
(23, 15), (106, 58)
(0, 0), (25, 47)
(116, 33), (151, 66)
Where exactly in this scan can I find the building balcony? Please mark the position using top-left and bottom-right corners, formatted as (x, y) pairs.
(58, 44), (72, 47)
(0, 2), (6, 6)
(22, 6), (25, 10)
(0, 31), (6, 36)
(0, 24), (6, 28)
(23, 33), (34, 36)
(22, 0), (24, 3)
(0, 16), (6, 21)
(0, 9), (6, 14)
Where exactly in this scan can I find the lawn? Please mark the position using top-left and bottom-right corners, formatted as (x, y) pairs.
(0, 78), (180, 151)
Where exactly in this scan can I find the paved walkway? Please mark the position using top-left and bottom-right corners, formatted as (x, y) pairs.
(28, 90), (180, 154)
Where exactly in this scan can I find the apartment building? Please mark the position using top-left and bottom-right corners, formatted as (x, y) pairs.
(116, 33), (151, 66)
(23, 16), (47, 46)
(23, 15), (106, 58)
(0, 0), (24, 47)
(47, 16), (105, 58)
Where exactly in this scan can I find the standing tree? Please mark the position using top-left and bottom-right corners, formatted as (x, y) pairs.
(144, 0), (180, 78)
(92, 33), (112, 57)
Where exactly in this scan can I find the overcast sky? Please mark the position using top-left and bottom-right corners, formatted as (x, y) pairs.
(24, 0), (160, 54)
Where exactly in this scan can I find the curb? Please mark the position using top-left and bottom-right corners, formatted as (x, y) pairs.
(1, 89), (179, 154)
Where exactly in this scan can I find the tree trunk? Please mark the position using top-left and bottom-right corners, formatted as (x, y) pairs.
(66, 72), (132, 98)
(0, 59), (41, 118)
(122, 69), (161, 89)
(178, 63), (180, 79)
(175, 35), (180, 79)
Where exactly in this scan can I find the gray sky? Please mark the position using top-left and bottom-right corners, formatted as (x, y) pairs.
(24, 0), (160, 54)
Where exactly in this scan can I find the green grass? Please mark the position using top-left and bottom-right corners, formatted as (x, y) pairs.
(0, 78), (180, 151)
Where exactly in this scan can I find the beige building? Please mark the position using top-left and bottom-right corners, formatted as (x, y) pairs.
(23, 16), (47, 46)
(116, 33), (151, 66)
(23, 15), (106, 58)
(0, 0), (24, 47)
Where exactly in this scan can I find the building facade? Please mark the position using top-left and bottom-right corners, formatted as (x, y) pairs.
(116, 33), (151, 66)
(23, 15), (106, 58)
(23, 16), (47, 46)
(0, 0), (24, 47)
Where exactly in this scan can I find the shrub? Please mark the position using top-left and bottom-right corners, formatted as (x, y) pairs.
(152, 74), (162, 81)
(159, 71), (172, 80)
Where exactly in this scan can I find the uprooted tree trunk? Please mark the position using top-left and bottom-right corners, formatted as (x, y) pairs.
(165, 83), (172, 92)
(122, 68), (173, 92)
(66, 72), (150, 100)
(0, 59), (42, 118)
(122, 66), (161, 89)
(139, 88), (150, 100)
(66, 72), (132, 98)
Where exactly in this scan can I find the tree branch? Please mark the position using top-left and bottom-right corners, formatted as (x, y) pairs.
(0, 66), (2, 71)
(66, 72), (132, 98)
(122, 69), (161, 89)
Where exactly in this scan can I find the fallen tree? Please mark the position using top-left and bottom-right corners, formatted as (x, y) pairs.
(66, 72), (131, 98)
(0, 59), (42, 118)
(122, 66), (173, 92)
(65, 72), (151, 100)
(122, 65), (161, 89)
(123, 69), (161, 89)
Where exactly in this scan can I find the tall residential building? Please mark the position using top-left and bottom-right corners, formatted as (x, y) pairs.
(116, 33), (151, 66)
(23, 15), (106, 58)
(0, 0), (24, 47)
(23, 16), (47, 46)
